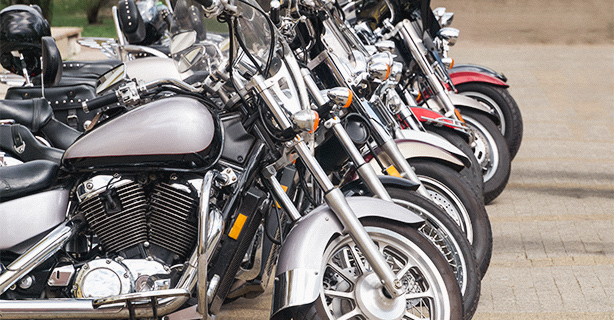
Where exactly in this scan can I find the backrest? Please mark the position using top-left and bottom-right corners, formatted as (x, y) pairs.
(41, 36), (62, 87)
(118, 0), (146, 44)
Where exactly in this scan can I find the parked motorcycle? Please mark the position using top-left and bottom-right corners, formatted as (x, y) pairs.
(343, 0), (511, 204)
(272, 0), (491, 278)
(0, 1), (463, 319)
(432, 7), (523, 160)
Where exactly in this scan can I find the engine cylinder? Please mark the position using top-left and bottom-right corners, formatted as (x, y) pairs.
(80, 180), (147, 253)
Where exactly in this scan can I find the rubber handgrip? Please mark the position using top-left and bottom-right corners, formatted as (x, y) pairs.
(82, 93), (119, 113)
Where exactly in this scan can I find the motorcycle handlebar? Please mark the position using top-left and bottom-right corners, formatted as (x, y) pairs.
(82, 93), (120, 113)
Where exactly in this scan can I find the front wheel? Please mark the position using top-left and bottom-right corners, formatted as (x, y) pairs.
(409, 159), (493, 276)
(385, 187), (481, 320)
(457, 108), (512, 204)
(289, 218), (463, 320)
(456, 83), (523, 160)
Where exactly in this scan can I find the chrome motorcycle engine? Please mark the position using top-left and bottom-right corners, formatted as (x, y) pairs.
(69, 174), (202, 298)
(73, 258), (170, 298)
(76, 174), (200, 260)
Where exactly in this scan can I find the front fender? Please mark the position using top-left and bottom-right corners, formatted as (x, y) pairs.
(271, 197), (424, 318)
(397, 129), (470, 168)
(363, 132), (467, 172)
(449, 64), (508, 86)
(448, 92), (500, 125)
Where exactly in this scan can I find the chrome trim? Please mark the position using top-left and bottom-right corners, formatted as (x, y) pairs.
(0, 246), (199, 319)
(92, 289), (190, 307)
(197, 171), (217, 318)
(272, 197), (424, 317)
(0, 220), (77, 294)
(263, 172), (302, 221)
(324, 189), (404, 298)
(272, 268), (320, 315)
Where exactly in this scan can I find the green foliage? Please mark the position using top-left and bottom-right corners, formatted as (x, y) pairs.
(52, 0), (116, 38)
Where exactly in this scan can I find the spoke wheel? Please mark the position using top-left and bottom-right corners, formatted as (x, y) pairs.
(457, 108), (511, 204)
(314, 219), (462, 320)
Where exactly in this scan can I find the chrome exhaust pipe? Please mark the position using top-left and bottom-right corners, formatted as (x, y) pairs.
(0, 220), (78, 295)
(0, 290), (191, 319)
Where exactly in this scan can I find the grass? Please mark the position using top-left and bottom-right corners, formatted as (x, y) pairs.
(51, 1), (117, 38)
(1, 0), (227, 39)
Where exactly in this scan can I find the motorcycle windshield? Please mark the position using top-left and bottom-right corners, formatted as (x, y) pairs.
(233, 0), (310, 113)
(168, 0), (227, 74)
(136, 0), (156, 23)
(235, 0), (273, 70)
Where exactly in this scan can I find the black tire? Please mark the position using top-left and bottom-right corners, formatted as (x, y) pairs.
(423, 124), (484, 202)
(409, 159), (493, 276)
(457, 108), (511, 204)
(456, 83), (523, 160)
(385, 187), (481, 320)
(288, 217), (463, 320)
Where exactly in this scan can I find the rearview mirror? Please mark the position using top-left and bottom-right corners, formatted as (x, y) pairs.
(170, 31), (197, 55)
(176, 46), (204, 73)
(96, 64), (127, 95)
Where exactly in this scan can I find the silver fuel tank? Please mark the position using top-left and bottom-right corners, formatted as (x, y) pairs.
(63, 96), (220, 170)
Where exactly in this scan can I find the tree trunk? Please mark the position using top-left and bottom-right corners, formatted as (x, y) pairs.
(86, 0), (112, 24)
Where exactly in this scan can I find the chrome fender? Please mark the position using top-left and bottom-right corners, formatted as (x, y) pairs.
(448, 92), (500, 125)
(365, 130), (468, 172)
(397, 129), (470, 168)
(271, 197), (424, 318)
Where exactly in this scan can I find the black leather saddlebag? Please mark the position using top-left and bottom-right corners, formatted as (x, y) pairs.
(5, 84), (97, 131)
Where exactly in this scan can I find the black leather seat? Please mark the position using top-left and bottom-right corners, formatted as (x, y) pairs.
(4, 36), (98, 131)
(0, 98), (80, 149)
(0, 124), (63, 163)
(0, 160), (59, 201)
(0, 98), (52, 132)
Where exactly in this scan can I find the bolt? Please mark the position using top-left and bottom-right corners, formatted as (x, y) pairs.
(86, 182), (93, 190)
(394, 280), (403, 289)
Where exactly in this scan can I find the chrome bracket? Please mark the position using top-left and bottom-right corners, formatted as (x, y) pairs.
(218, 168), (238, 187)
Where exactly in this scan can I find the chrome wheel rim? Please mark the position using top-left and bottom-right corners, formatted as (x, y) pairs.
(463, 115), (500, 183)
(418, 175), (474, 245)
(460, 91), (505, 135)
(319, 227), (452, 320)
(393, 198), (467, 294)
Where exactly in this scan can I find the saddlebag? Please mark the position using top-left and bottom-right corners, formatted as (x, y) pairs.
(5, 84), (97, 131)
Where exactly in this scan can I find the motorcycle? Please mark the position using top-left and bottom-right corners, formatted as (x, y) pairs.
(342, 0), (511, 204)
(431, 7), (523, 160)
(271, 0), (492, 279)
(0, 0), (463, 319)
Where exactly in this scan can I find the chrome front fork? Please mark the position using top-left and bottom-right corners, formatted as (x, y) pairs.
(395, 19), (458, 119)
(326, 117), (392, 201)
(369, 118), (431, 198)
(293, 138), (405, 297)
(254, 71), (405, 298)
